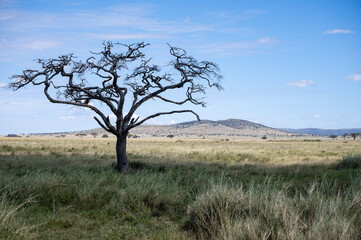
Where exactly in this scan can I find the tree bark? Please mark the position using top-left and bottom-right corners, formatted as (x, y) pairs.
(116, 134), (129, 171)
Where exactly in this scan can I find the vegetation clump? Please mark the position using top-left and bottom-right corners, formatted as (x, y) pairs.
(6, 134), (21, 138)
(330, 135), (338, 140)
(185, 180), (361, 240)
(336, 154), (361, 169)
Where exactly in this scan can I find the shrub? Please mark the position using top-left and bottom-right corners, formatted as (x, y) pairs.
(6, 134), (21, 138)
(90, 133), (98, 138)
(330, 135), (337, 140)
(336, 155), (361, 169)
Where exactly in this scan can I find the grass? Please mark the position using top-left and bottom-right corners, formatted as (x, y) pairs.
(185, 179), (361, 239)
(336, 154), (361, 169)
(0, 137), (360, 239)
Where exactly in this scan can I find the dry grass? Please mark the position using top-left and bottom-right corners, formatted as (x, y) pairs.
(2, 137), (360, 165)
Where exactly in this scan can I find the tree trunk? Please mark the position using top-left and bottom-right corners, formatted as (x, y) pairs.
(116, 134), (129, 171)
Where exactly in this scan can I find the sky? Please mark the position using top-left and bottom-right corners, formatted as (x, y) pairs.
(0, 0), (360, 134)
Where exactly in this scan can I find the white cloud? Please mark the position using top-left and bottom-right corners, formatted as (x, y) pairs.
(85, 33), (168, 40)
(314, 114), (321, 119)
(345, 73), (361, 82)
(169, 120), (177, 124)
(0, 82), (7, 88)
(208, 9), (264, 21)
(1, 6), (213, 35)
(17, 40), (62, 50)
(0, 15), (13, 20)
(323, 29), (353, 34)
(286, 79), (315, 87)
(199, 37), (278, 57)
(257, 37), (278, 44)
(108, 113), (141, 125)
(60, 106), (93, 121)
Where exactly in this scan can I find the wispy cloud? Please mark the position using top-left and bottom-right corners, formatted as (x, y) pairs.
(17, 40), (62, 50)
(0, 82), (7, 88)
(0, 15), (13, 20)
(323, 29), (353, 34)
(314, 114), (321, 119)
(257, 37), (277, 44)
(208, 9), (265, 22)
(345, 73), (361, 82)
(0, 6), (213, 35)
(85, 33), (169, 40)
(286, 79), (315, 87)
(108, 113), (140, 125)
(199, 37), (278, 56)
(60, 106), (93, 120)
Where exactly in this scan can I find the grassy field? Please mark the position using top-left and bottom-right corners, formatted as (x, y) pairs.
(0, 137), (360, 239)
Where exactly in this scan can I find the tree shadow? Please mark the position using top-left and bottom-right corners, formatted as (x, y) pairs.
(0, 153), (358, 189)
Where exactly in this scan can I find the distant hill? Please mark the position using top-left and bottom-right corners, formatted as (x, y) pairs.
(280, 128), (361, 136)
(81, 119), (302, 138)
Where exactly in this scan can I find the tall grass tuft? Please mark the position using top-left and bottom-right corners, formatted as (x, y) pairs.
(185, 178), (361, 240)
(0, 193), (37, 239)
(336, 154), (361, 169)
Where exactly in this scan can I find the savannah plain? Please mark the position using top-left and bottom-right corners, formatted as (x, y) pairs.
(0, 136), (360, 239)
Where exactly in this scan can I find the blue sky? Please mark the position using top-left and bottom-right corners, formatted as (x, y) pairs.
(0, 0), (360, 134)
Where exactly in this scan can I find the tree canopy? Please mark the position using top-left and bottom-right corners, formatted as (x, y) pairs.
(9, 42), (223, 170)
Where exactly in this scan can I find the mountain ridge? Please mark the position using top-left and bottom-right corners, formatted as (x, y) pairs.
(25, 119), (360, 137)
(80, 118), (301, 138)
(280, 128), (361, 136)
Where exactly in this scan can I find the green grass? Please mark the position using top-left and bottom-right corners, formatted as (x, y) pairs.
(336, 154), (361, 169)
(185, 179), (361, 240)
(0, 137), (360, 239)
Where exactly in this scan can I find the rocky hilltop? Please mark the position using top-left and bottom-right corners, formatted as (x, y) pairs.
(81, 119), (301, 138)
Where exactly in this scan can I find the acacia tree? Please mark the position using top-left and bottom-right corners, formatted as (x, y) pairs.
(342, 133), (349, 140)
(350, 133), (360, 140)
(9, 42), (222, 171)
(329, 135), (337, 140)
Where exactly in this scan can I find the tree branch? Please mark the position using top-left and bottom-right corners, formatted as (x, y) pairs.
(43, 83), (118, 135)
(9, 42), (222, 138)
(126, 110), (200, 131)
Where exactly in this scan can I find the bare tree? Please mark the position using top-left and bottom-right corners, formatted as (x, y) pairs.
(9, 42), (222, 171)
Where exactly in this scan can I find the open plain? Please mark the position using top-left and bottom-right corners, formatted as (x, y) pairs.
(0, 136), (360, 239)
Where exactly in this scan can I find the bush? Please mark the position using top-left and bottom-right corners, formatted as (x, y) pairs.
(336, 155), (361, 169)
(6, 134), (21, 138)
